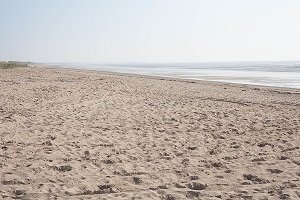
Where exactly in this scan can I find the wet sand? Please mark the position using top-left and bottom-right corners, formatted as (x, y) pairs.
(0, 67), (299, 199)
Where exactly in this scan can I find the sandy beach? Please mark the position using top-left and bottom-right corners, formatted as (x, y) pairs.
(0, 66), (299, 199)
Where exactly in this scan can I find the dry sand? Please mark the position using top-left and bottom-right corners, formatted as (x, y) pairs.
(0, 67), (299, 199)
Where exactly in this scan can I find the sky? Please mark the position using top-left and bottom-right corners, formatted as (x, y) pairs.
(0, 0), (299, 63)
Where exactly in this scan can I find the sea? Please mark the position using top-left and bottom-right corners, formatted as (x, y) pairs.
(48, 61), (300, 89)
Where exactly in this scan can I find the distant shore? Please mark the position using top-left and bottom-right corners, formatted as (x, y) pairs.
(1, 66), (299, 199)
(32, 61), (300, 89)
(34, 63), (300, 92)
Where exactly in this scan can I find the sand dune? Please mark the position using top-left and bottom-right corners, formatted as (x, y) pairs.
(0, 67), (299, 199)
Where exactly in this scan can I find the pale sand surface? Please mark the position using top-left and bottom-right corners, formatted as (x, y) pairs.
(0, 67), (299, 199)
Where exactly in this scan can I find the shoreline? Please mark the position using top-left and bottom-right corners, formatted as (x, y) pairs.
(32, 64), (300, 93)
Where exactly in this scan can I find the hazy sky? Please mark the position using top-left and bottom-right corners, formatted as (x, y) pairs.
(0, 0), (299, 62)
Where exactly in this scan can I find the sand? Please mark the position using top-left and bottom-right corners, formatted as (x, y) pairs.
(0, 66), (299, 199)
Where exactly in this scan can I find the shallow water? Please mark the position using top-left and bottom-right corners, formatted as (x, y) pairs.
(48, 61), (300, 89)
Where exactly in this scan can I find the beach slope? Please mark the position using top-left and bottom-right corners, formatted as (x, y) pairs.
(0, 67), (299, 199)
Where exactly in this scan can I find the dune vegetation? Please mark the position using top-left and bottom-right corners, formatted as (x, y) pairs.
(0, 61), (28, 69)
